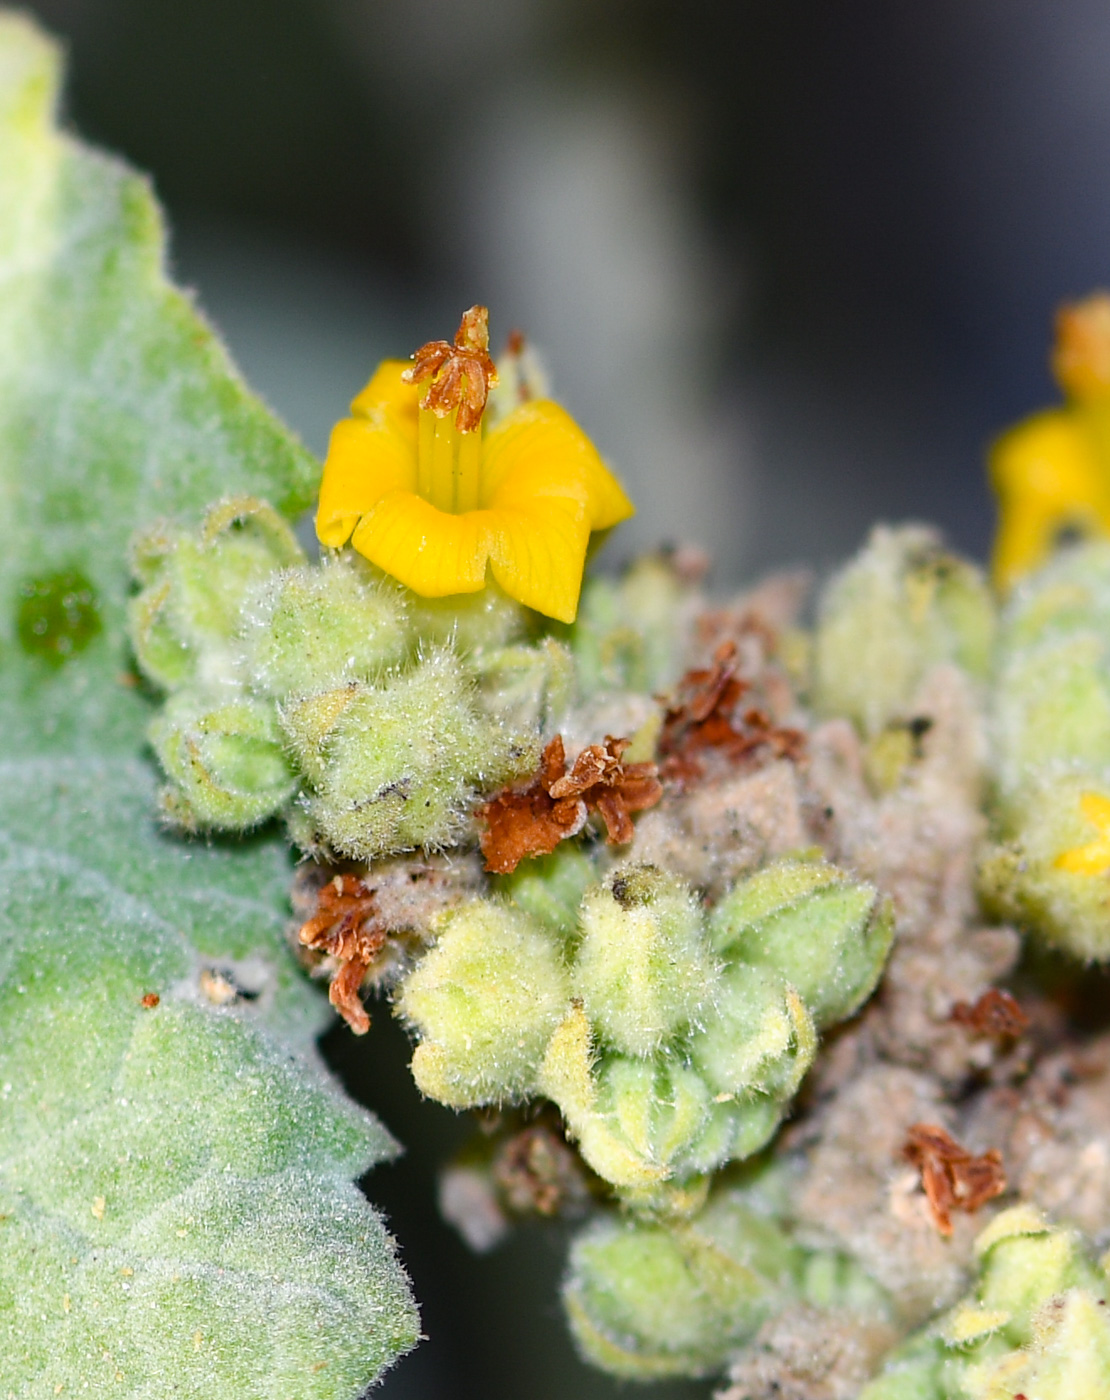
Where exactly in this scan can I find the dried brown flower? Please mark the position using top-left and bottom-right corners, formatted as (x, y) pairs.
(659, 641), (805, 785)
(950, 988), (1031, 1040)
(401, 305), (499, 432)
(492, 1121), (592, 1219)
(298, 873), (389, 1034)
(479, 734), (662, 874)
(903, 1123), (1007, 1236)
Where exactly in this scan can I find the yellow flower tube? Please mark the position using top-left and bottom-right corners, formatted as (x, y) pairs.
(316, 307), (634, 623)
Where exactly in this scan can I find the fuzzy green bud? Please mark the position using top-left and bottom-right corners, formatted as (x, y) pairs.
(239, 554), (409, 698)
(129, 496), (303, 690)
(813, 525), (995, 736)
(985, 542), (1110, 958)
(860, 1207), (1110, 1400)
(979, 775), (1110, 960)
(692, 966), (816, 1105)
(406, 580), (528, 653)
(472, 637), (576, 733)
(569, 554), (693, 698)
(398, 900), (570, 1108)
(709, 858), (893, 1030)
(149, 687), (296, 830)
(282, 648), (538, 859)
(537, 1006), (787, 1194)
(562, 1193), (803, 1379)
(572, 865), (719, 1057)
(496, 843), (596, 938)
(589, 1053), (714, 1183)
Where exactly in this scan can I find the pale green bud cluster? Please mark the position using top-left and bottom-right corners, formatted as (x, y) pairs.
(568, 553), (694, 698)
(398, 858), (890, 1208)
(813, 524), (995, 738)
(981, 541), (1110, 957)
(859, 1206), (1110, 1400)
(563, 1185), (892, 1380)
(129, 496), (305, 690)
(129, 501), (555, 853)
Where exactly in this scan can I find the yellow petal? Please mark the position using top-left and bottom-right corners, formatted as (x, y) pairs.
(1055, 791), (1110, 875)
(1080, 791), (1110, 827)
(487, 499), (592, 623)
(481, 400), (634, 529)
(315, 415), (417, 549)
(350, 358), (420, 445)
(351, 492), (493, 597)
(990, 409), (1110, 590)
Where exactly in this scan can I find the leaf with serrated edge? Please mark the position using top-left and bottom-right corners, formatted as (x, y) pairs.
(0, 13), (419, 1394)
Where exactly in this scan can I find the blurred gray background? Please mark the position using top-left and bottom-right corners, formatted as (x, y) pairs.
(24, 2), (1110, 1395)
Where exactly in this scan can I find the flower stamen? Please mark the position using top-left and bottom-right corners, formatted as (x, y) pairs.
(402, 305), (499, 433)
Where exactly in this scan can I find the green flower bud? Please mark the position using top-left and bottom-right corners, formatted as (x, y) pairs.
(691, 966), (817, 1105)
(129, 496), (303, 690)
(709, 859), (893, 1030)
(860, 1207), (1110, 1400)
(569, 554), (692, 698)
(472, 637), (576, 733)
(572, 865), (719, 1057)
(282, 649), (538, 859)
(813, 525), (995, 736)
(406, 580), (529, 653)
(589, 1054), (713, 1181)
(240, 554), (409, 698)
(538, 1004), (754, 1194)
(994, 634), (1110, 796)
(979, 775), (1110, 959)
(149, 687), (296, 831)
(496, 843), (596, 938)
(562, 1193), (803, 1379)
(985, 542), (1110, 958)
(398, 899), (570, 1108)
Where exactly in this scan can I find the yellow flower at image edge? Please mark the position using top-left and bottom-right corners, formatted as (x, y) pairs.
(991, 291), (1110, 591)
(316, 306), (634, 623)
(1056, 791), (1110, 877)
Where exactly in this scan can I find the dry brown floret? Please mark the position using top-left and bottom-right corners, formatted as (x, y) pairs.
(659, 641), (805, 786)
(902, 1123), (1006, 1236)
(298, 873), (388, 1034)
(492, 1120), (593, 1219)
(479, 734), (662, 874)
(402, 304), (498, 432)
(950, 988), (1031, 1040)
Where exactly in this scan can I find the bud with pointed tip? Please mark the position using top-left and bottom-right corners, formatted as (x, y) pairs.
(572, 865), (719, 1057)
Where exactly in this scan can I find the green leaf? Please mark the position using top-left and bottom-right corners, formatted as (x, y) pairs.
(0, 14), (419, 1394)
(0, 11), (318, 754)
(0, 774), (419, 1394)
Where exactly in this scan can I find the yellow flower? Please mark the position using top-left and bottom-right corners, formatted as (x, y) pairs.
(316, 306), (633, 623)
(1055, 791), (1110, 877)
(991, 292), (1110, 591)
